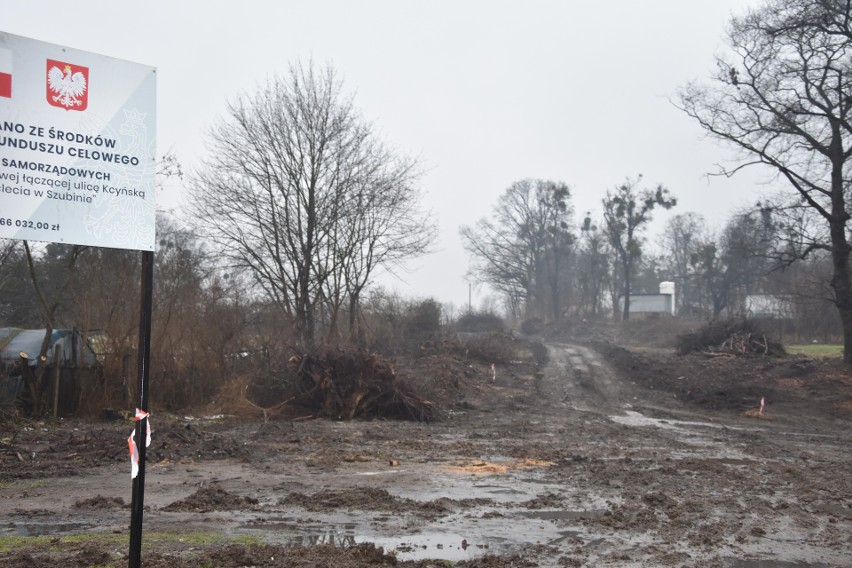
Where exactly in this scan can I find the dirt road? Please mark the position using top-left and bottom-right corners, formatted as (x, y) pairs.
(1, 340), (850, 567)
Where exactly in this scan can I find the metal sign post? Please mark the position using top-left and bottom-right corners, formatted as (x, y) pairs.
(128, 249), (153, 568)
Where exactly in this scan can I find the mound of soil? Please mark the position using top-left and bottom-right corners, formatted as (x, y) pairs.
(280, 487), (451, 518)
(592, 340), (852, 417)
(74, 495), (126, 509)
(162, 482), (259, 512)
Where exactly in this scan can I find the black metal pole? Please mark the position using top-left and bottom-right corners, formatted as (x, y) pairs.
(129, 249), (154, 567)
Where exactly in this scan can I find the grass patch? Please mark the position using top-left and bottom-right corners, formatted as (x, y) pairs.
(0, 533), (126, 554)
(0, 479), (46, 495)
(0, 530), (262, 554)
(785, 344), (843, 357)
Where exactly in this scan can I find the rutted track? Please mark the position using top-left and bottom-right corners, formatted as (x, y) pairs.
(544, 342), (627, 412)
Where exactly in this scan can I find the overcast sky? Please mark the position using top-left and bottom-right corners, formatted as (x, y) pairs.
(2, 1), (769, 310)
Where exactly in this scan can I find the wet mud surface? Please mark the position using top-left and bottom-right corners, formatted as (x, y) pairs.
(1, 336), (851, 567)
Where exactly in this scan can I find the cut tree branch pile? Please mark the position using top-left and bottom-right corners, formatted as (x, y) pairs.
(290, 349), (435, 422)
(676, 319), (786, 357)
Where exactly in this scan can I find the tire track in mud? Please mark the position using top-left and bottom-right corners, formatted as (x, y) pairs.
(544, 341), (732, 423)
(541, 342), (782, 463)
(543, 342), (628, 414)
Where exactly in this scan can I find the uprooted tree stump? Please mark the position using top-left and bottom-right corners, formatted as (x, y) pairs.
(290, 349), (436, 421)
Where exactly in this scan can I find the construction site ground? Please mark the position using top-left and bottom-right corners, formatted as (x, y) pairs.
(1, 320), (850, 567)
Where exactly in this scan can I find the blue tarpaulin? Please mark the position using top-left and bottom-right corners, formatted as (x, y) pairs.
(0, 328), (98, 368)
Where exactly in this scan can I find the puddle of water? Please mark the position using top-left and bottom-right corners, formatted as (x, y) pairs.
(236, 521), (355, 544)
(724, 558), (831, 568)
(353, 469), (405, 476)
(3, 522), (95, 537)
(473, 484), (526, 495)
(611, 410), (731, 431)
(547, 529), (584, 545)
(235, 513), (588, 562)
(234, 523), (499, 561)
(369, 532), (492, 561)
(518, 509), (604, 521)
(610, 410), (760, 461)
(394, 480), (539, 505)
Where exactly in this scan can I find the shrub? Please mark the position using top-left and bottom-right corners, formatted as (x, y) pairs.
(455, 333), (517, 364)
(520, 318), (543, 335)
(455, 311), (504, 333)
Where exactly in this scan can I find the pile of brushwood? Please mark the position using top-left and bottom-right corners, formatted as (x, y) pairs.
(676, 318), (786, 357)
(290, 349), (436, 422)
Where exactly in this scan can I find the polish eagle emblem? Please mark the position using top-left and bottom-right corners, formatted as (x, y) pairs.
(46, 59), (89, 111)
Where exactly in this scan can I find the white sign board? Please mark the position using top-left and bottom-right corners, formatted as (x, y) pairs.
(0, 32), (156, 251)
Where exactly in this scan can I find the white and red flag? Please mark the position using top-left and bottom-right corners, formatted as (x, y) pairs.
(0, 47), (11, 98)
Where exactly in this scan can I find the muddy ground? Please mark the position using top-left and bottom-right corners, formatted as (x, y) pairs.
(1, 322), (851, 567)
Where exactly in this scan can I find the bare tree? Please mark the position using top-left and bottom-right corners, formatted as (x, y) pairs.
(460, 179), (575, 322)
(763, 0), (852, 39)
(662, 213), (711, 315)
(21, 242), (86, 415)
(602, 176), (677, 321)
(334, 160), (435, 343)
(64, 245), (140, 408)
(0, 240), (18, 289)
(190, 61), (433, 349)
(679, 0), (852, 361)
(577, 216), (612, 317)
(0, 240), (29, 322)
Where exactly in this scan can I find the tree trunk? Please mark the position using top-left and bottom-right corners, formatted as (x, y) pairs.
(830, 236), (852, 363)
(828, 158), (852, 363)
(296, 270), (315, 350)
(348, 293), (360, 345)
(815, 130), (852, 363)
(29, 327), (53, 416)
(621, 259), (631, 321)
(549, 268), (561, 322)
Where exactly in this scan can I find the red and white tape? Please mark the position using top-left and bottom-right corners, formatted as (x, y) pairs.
(127, 409), (151, 479)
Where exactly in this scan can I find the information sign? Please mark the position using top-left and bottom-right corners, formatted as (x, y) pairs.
(0, 32), (156, 250)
